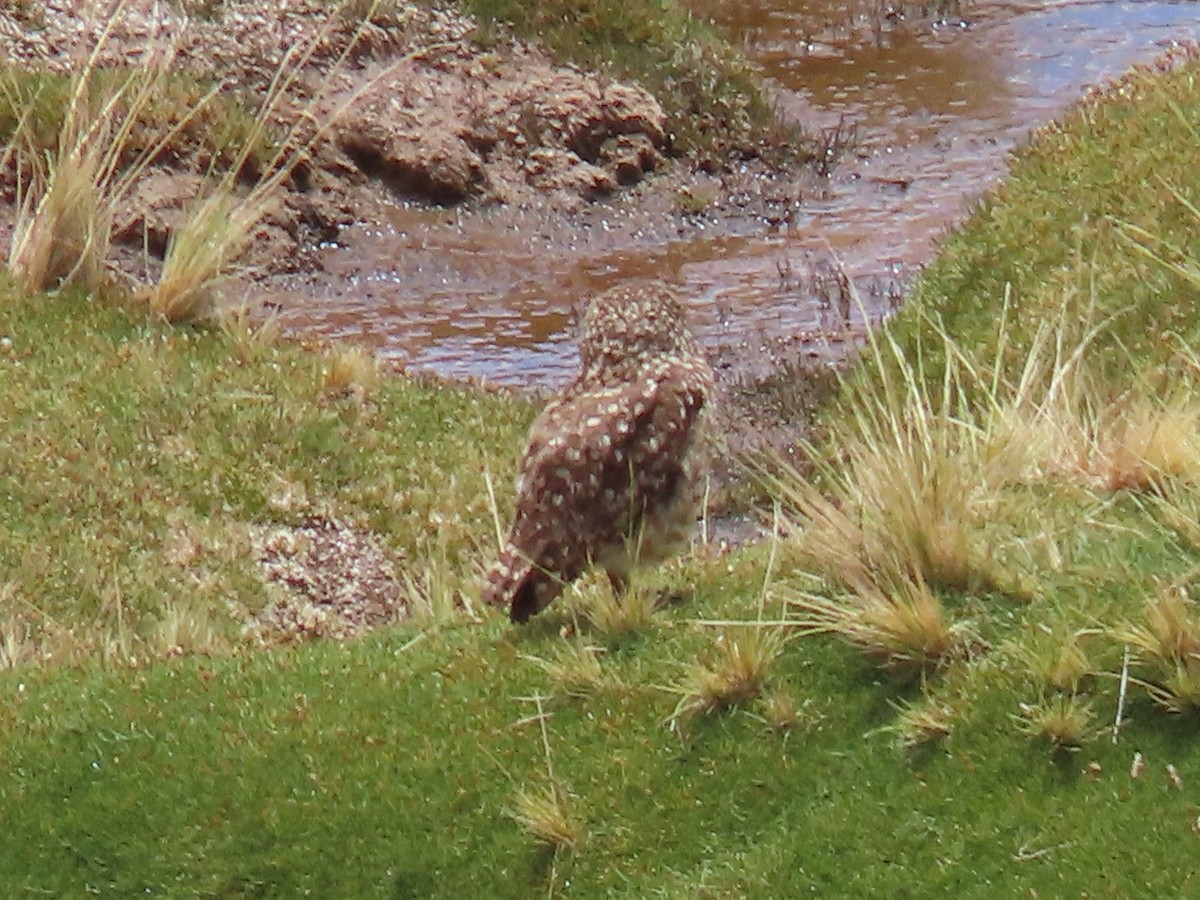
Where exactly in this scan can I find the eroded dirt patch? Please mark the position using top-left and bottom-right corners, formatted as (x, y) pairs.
(249, 516), (407, 641)
(0, 0), (670, 277)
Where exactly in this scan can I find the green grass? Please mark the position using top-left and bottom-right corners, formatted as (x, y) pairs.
(0, 280), (530, 658)
(2, 584), (1199, 896)
(885, 55), (1200, 390)
(6, 31), (1200, 900)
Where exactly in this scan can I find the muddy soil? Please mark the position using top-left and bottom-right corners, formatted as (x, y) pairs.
(0, 1), (680, 262)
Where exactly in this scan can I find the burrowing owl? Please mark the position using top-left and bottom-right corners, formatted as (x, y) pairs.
(483, 281), (715, 623)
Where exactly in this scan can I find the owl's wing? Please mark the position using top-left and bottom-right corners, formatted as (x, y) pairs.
(485, 362), (710, 622)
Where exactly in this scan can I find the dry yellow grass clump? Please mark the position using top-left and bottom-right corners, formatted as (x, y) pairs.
(669, 625), (789, 724)
(1117, 584), (1200, 713)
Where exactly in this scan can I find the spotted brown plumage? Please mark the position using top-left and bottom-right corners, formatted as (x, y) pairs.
(483, 282), (715, 623)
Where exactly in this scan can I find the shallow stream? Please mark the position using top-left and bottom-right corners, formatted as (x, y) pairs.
(270, 0), (1200, 387)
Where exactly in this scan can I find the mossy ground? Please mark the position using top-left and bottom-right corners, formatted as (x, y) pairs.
(2, 572), (1198, 896)
(3, 16), (1200, 900)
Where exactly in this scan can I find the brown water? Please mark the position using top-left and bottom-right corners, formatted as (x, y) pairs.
(270, 0), (1200, 387)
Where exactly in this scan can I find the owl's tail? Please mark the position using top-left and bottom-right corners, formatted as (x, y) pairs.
(482, 548), (565, 623)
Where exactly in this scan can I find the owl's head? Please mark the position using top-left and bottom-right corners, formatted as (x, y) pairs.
(578, 282), (700, 374)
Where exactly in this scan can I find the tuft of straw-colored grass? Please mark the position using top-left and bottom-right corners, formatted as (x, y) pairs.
(891, 696), (955, 749)
(1118, 583), (1200, 664)
(507, 692), (586, 854)
(322, 344), (381, 402)
(152, 601), (226, 658)
(1116, 584), (1200, 713)
(789, 576), (970, 680)
(582, 581), (657, 642)
(526, 642), (616, 700)
(1020, 626), (1097, 694)
(5, 8), (215, 295)
(757, 686), (814, 732)
(1080, 397), (1200, 493)
(1145, 662), (1200, 714)
(507, 781), (585, 853)
(759, 296), (1055, 603)
(1018, 695), (1096, 752)
(669, 625), (788, 724)
(142, 188), (276, 322)
(401, 548), (478, 624)
(144, 10), (459, 323)
(9, 139), (112, 293)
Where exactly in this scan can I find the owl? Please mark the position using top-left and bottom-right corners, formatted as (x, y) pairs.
(483, 281), (715, 623)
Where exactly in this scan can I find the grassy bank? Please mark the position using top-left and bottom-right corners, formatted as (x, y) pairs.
(0, 283), (531, 661)
(4, 36), (1200, 900)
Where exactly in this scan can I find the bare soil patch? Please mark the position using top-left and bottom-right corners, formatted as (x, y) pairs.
(0, 0), (675, 277)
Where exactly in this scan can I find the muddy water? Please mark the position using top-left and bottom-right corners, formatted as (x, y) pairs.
(272, 0), (1200, 388)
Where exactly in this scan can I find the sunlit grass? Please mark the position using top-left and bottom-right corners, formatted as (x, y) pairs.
(2, 12), (1200, 900)
(0, 282), (531, 662)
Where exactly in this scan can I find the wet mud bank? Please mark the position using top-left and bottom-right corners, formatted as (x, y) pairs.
(264, 0), (1200, 399)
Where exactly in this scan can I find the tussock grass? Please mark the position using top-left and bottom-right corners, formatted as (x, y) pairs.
(321, 344), (381, 402)
(526, 642), (616, 699)
(762, 298), (1054, 608)
(1017, 624), (1099, 694)
(151, 600), (227, 658)
(143, 189), (263, 322)
(1117, 584), (1200, 713)
(1, 1), (426, 321)
(140, 5), (383, 322)
(507, 781), (585, 853)
(1118, 584), (1200, 667)
(2, 6), (230, 300)
(400, 554), (475, 624)
(891, 695), (955, 749)
(789, 577), (970, 680)
(1018, 695), (1096, 752)
(4, 19), (177, 293)
(507, 693), (587, 854)
(757, 685), (810, 732)
(579, 580), (658, 642)
(668, 625), (788, 724)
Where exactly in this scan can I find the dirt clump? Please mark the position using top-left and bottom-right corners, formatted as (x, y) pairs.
(249, 516), (408, 642)
(0, 0), (671, 272)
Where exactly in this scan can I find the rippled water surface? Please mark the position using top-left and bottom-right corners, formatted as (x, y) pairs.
(271, 0), (1200, 387)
